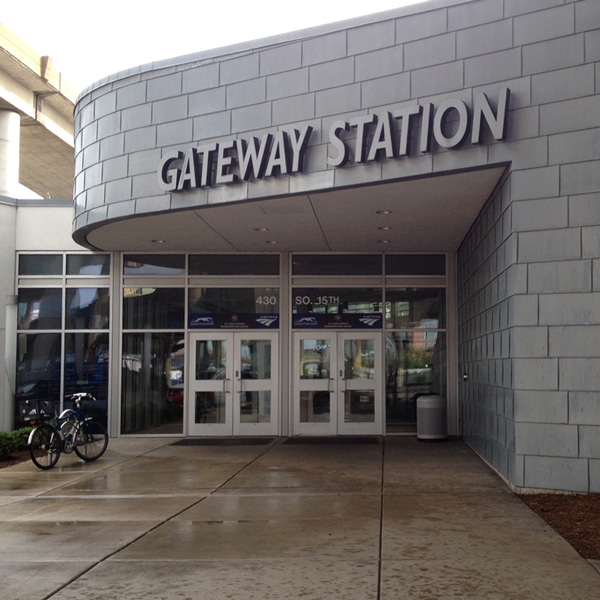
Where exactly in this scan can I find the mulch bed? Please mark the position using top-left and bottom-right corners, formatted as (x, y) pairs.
(519, 493), (600, 560)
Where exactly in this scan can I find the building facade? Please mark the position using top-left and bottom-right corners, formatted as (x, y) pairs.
(7, 0), (600, 493)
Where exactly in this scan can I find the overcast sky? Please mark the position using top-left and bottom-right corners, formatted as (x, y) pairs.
(2, 0), (430, 92)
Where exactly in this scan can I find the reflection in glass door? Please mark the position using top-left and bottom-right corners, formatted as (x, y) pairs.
(293, 332), (382, 435)
(188, 332), (278, 436)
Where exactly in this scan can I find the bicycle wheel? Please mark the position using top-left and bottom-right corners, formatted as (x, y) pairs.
(28, 423), (61, 470)
(74, 420), (108, 461)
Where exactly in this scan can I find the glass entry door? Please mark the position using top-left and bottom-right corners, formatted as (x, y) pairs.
(188, 332), (278, 436)
(293, 332), (382, 435)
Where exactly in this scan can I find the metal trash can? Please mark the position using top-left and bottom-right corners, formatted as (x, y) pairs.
(416, 395), (447, 441)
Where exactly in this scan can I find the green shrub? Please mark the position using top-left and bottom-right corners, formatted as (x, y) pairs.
(0, 428), (33, 459)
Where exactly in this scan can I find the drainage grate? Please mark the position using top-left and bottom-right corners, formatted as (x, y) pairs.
(283, 436), (380, 445)
(171, 437), (275, 447)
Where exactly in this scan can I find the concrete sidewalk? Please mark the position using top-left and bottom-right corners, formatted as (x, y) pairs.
(0, 436), (598, 599)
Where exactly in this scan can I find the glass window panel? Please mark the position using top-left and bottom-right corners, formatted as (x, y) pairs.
(293, 288), (381, 315)
(16, 333), (62, 419)
(67, 254), (110, 275)
(18, 289), (63, 330)
(300, 339), (330, 379)
(123, 288), (185, 329)
(385, 288), (445, 329)
(123, 254), (185, 276)
(240, 391), (271, 423)
(64, 332), (109, 427)
(18, 254), (62, 276)
(344, 339), (375, 380)
(189, 254), (279, 275)
(66, 288), (110, 329)
(195, 340), (227, 380)
(345, 391), (375, 423)
(189, 287), (279, 316)
(196, 392), (226, 424)
(240, 339), (271, 379)
(385, 331), (446, 432)
(292, 254), (381, 275)
(386, 254), (446, 275)
(121, 333), (184, 434)
(300, 391), (330, 423)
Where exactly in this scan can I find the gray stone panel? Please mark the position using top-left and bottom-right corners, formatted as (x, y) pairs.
(511, 326), (548, 357)
(405, 33), (456, 70)
(549, 325), (600, 357)
(105, 178), (132, 204)
(220, 53), (259, 85)
(528, 260), (592, 294)
(513, 358), (558, 390)
(464, 48), (522, 87)
(448, 0), (503, 30)
(156, 120), (193, 147)
(583, 226), (600, 258)
(226, 78), (266, 109)
(309, 58), (354, 92)
(272, 94), (315, 126)
(94, 91), (117, 119)
(97, 113), (121, 139)
(116, 81), (147, 110)
(107, 199), (136, 220)
(532, 64), (595, 105)
(315, 84), (361, 117)
(302, 31), (347, 66)
(518, 229), (580, 263)
(147, 72), (182, 101)
(410, 61), (464, 97)
(122, 105), (152, 131)
(560, 160), (600, 196)
(395, 8), (447, 43)
(540, 96), (600, 135)
(129, 149), (161, 176)
(523, 456), (588, 491)
(361, 73), (411, 110)
(189, 88), (226, 117)
(348, 20), (395, 54)
(511, 166), (560, 201)
(488, 137), (548, 171)
(152, 96), (188, 124)
(523, 34), (585, 76)
(509, 294), (538, 326)
(259, 43), (302, 76)
(193, 112), (231, 140)
(576, 0), (600, 32)
(355, 46), (404, 82)
(124, 127), (157, 154)
(539, 292), (600, 325)
(457, 20), (513, 59)
(514, 4), (575, 46)
(267, 68), (309, 101)
(231, 103), (272, 133)
(560, 358), (600, 391)
(570, 392), (600, 425)
(102, 156), (128, 182)
(504, 0), (565, 18)
(182, 63), (219, 94)
(549, 127), (600, 165)
(570, 192), (600, 226)
(591, 460), (600, 493)
(512, 197), (567, 232)
(100, 133), (125, 161)
(514, 391), (568, 424)
(516, 422), (578, 456)
(132, 173), (160, 199)
(585, 29), (600, 62)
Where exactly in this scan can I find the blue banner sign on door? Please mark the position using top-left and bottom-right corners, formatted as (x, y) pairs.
(292, 313), (382, 329)
(189, 313), (279, 329)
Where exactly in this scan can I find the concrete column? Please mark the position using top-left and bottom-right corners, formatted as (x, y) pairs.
(0, 110), (21, 197)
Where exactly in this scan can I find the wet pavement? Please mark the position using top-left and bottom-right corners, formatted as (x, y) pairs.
(0, 436), (598, 599)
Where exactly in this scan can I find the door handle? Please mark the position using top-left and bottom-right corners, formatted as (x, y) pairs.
(223, 378), (230, 393)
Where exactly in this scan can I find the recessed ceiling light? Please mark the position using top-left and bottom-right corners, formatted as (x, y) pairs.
(376, 210), (392, 215)
(378, 240), (390, 244)
(378, 226), (391, 231)
(265, 240), (278, 244)
(254, 227), (269, 231)
(152, 239), (165, 244)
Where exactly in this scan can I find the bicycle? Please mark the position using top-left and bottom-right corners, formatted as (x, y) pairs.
(27, 392), (109, 470)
